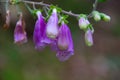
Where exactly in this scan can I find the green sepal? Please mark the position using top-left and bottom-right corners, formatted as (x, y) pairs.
(45, 7), (53, 21)
(59, 14), (69, 24)
(50, 5), (62, 13)
(45, 5), (62, 21)
(85, 24), (94, 33)
(78, 14), (87, 19)
(32, 9), (42, 19)
(89, 24), (94, 33)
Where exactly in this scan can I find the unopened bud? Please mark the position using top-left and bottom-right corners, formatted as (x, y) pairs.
(78, 17), (90, 30)
(93, 11), (101, 21)
(101, 13), (111, 22)
(85, 29), (93, 46)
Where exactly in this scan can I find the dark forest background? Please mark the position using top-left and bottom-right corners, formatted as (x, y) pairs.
(0, 0), (120, 80)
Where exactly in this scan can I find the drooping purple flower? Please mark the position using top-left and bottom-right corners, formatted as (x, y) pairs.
(56, 22), (74, 61)
(46, 8), (59, 39)
(85, 29), (93, 46)
(33, 11), (51, 50)
(14, 13), (27, 44)
(57, 23), (69, 50)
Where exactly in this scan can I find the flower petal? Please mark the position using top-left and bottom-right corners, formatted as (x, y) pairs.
(14, 19), (27, 44)
(46, 8), (59, 39)
(57, 23), (69, 50)
(56, 23), (74, 61)
(56, 51), (74, 62)
(33, 11), (51, 50)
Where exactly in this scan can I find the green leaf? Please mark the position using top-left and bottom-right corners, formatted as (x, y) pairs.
(98, 0), (107, 2)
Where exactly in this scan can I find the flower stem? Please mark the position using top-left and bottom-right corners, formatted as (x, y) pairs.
(1, 0), (98, 18)
(21, 0), (79, 18)
(87, 0), (98, 18)
(24, 2), (33, 14)
(93, 0), (98, 11)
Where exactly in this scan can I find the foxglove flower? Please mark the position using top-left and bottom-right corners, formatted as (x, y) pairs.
(33, 11), (51, 50)
(85, 29), (93, 46)
(46, 8), (59, 39)
(78, 17), (90, 30)
(14, 13), (27, 44)
(3, 10), (10, 29)
(56, 22), (74, 61)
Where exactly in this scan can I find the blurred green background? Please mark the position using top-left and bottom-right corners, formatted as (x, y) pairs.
(0, 0), (120, 80)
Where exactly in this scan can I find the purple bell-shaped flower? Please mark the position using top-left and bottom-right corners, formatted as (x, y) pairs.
(33, 11), (51, 50)
(14, 13), (27, 44)
(46, 8), (59, 39)
(56, 22), (74, 61)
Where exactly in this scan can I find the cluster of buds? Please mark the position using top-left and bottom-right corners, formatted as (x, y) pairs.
(92, 11), (111, 22)
(78, 11), (111, 46)
(78, 14), (94, 46)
